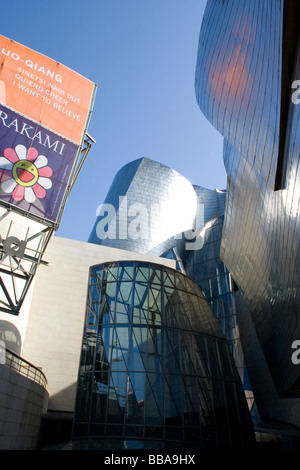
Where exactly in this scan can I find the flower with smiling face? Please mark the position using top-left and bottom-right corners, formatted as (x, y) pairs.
(0, 144), (53, 203)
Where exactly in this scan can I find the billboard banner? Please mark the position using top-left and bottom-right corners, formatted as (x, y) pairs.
(0, 104), (79, 223)
(0, 35), (96, 225)
(0, 35), (96, 145)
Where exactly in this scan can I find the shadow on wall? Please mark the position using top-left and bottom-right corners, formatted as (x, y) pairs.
(38, 383), (77, 449)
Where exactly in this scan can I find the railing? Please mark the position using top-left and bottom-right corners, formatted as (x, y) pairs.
(1, 346), (47, 389)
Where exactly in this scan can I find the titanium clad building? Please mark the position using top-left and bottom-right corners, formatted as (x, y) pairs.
(195, 0), (300, 428)
(88, 158), (197, 259)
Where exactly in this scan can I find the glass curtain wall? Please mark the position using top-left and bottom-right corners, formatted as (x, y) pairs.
(73, 261), (255, 450)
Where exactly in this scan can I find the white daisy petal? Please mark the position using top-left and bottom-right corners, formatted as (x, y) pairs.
(15, 144), (27, 160)
(0, 156), (13, 170)
(37, 177), (52, 189)
(34, 155), (48, 169)
(25, 187), (36, 203)
(2, 178), (17, 193)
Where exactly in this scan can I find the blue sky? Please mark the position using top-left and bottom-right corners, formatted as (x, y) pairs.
(1, 0), (225, 241)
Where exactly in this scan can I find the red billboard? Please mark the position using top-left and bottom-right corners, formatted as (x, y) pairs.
(0, 35), (97, 225)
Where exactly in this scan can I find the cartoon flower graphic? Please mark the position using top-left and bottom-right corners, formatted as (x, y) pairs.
(0, 144), (53, 203)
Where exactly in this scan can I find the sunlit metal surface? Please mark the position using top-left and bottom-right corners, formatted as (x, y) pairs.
(88, 158), (197, 257)
(195, 0), (300, 420)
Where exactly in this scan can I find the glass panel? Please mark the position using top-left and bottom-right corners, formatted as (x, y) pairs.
(119, 263), (134, 281)
(129, 370), (145, 406)
(165, 328), (180, 373)
(144, 426), (163, 440)
(149, 266), (162, 284)
(125, 373), (144, 424)
(165, 426), (183, 441)
(163, 270), (175, 288)
(89, 272), (99, 285)
(144, 373), (164, 425)
(176, 292), (193, 330)
(91, 265), (103, 281)
(133, 282), (148, 324)
(133, 306), (148, 325)
(105, 281), (117, 300)
(164, 375), (182, 425)
(111, 371), (127, 409)
(147, 326), (163, 373)
(132, 326), (148, 370)
(133, 326), (163, 373)
(105, 425), (124, 437)
(124, 426), (143, 438)
(117, 280), (133, 304)
(149, 373), (164, 418)
(193, 342), (209, 378)
(106, 265), (119, 282)
(89, 283), (100, 303)
(111, 326), (129, 372)
(164, 294), (180, 329)
(135, 264), (149, 282)
(107, 371), (126, 423)
(180, 335), (197, 376)
(86, 304), (99, 328)
(212, 379), (228, 431)
(206, 337), (223, 379)
(185, 277), (198, 295)
(128, 328), (145, 372)
(184, 427), (201, 444)
(91, 371), (109, 422)
(99, 299), (114, 325)
(148, 286), (162, 325)
(182, 376), (199, 426)
(72, 423), (89, 438)
(89, 424), (105, 437)
(99, 325), (114, 366)
(103, 263), (119, 281)
(75, 373), (93, 422)
(163, 285), (175, 298)
(80, 331), (97, 371)
(134, 282), (148, 304)
(115, 300), (130, 323)
(95, 334), (109, 371)
(196, 377), (213, 424)
(175, 272), (187, 291)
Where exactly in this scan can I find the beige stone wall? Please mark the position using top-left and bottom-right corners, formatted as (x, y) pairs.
(21, 235), (175, 414)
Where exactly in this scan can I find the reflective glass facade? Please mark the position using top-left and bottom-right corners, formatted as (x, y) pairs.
(73, 261), (254, 449)
(195, 0), (300, 427)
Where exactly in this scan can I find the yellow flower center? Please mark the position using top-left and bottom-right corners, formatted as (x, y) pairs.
(12, 160), (39, 187)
